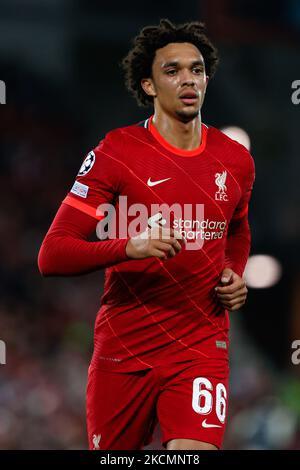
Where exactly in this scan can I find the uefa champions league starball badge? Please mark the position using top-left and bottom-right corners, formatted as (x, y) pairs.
(78, 151), (96, 176)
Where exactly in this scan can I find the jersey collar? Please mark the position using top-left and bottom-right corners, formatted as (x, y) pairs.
(145, 115), (207, 157)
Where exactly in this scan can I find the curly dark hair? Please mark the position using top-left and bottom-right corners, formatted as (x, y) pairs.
(122, 18), (219, 107)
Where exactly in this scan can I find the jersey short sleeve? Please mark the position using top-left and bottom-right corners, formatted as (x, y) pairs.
(63, 130), (123, 220)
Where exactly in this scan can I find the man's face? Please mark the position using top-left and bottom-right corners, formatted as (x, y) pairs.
(142, 42), (208, 122)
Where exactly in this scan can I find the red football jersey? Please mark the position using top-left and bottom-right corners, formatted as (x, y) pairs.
(63, 116), (255, 371)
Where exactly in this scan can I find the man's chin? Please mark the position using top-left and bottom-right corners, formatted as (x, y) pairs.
(175, 108), (200, 123)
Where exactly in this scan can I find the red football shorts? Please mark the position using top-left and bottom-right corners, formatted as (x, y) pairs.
(86, 355), (229, 450)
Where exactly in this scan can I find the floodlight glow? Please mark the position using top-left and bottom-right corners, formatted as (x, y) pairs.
(244, 255), (282, 288)
(221, 126), (251, 150)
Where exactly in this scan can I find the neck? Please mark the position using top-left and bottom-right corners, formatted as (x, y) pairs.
(152, 110), (202, 151)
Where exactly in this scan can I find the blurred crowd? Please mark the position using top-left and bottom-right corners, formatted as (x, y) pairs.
(0, 72), (99, 448)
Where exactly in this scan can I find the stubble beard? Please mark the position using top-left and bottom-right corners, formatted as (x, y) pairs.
(175, 108), (200, 123)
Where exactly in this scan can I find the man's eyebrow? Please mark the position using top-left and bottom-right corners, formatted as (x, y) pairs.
(161, 59), (205, 68)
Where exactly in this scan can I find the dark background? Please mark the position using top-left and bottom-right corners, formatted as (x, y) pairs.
(0, 0), (300, 449)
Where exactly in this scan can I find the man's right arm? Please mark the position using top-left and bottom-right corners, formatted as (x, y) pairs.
(38, 132), (130, 276)
(38, 202), (130, 276)
(38, 132), (182, 276)
(38, 204), (183, 277)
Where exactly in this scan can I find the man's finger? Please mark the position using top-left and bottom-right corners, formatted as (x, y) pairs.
(230, 302), (246, 311)
(152, 248), (168, 260)
(156, 238), (181, 251)
(155, 241), (176, 256)
(221, 268), (233, 284)
(217, 289), (247, 301)
(215, 282), (246, 294)
(220, 296), (247, 308)
(225, 300), (246, 311)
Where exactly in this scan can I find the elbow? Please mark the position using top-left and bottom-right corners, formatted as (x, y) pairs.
(38, 266), (51, 278)
(37, 241), (55, 277)
(37, 249), (50, 277)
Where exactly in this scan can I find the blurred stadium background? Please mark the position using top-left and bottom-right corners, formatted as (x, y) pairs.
(0, 0), (300, 450)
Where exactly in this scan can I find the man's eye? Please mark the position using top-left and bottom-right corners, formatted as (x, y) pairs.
(193, 67), (203, 74)
(166, 69), (177, 75)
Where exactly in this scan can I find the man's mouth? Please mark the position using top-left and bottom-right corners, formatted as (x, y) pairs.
(179, 91), (198, 106)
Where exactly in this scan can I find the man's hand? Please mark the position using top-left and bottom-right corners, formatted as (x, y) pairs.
(215, 268), (248, 311)
(126, 227), (184, 261)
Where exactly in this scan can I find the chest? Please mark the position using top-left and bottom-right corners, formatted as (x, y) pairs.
(118, 149), (242, 224)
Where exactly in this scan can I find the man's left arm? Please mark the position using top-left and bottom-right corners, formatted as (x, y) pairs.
(216, 154), (255, 311)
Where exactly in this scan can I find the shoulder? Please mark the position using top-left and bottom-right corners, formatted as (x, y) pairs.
(95, 120), (149, 152)
(207, 125), (255, 175)
(86, 120), (149, 175)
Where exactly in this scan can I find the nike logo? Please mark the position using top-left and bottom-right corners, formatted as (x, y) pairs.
(201, 419), (222, 429)
(147, 177), (171, 187)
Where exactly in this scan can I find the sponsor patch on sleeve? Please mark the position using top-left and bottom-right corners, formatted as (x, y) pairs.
(70, 181), (89, 198)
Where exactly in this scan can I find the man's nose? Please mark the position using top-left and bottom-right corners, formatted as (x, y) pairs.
(180, 69), (195, 86)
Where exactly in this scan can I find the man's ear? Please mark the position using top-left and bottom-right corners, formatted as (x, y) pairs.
(141, 78), (157, 98)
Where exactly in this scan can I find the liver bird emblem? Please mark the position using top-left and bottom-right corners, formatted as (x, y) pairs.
(92, 434), (101, 450)
(215, 170), (227, 193)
